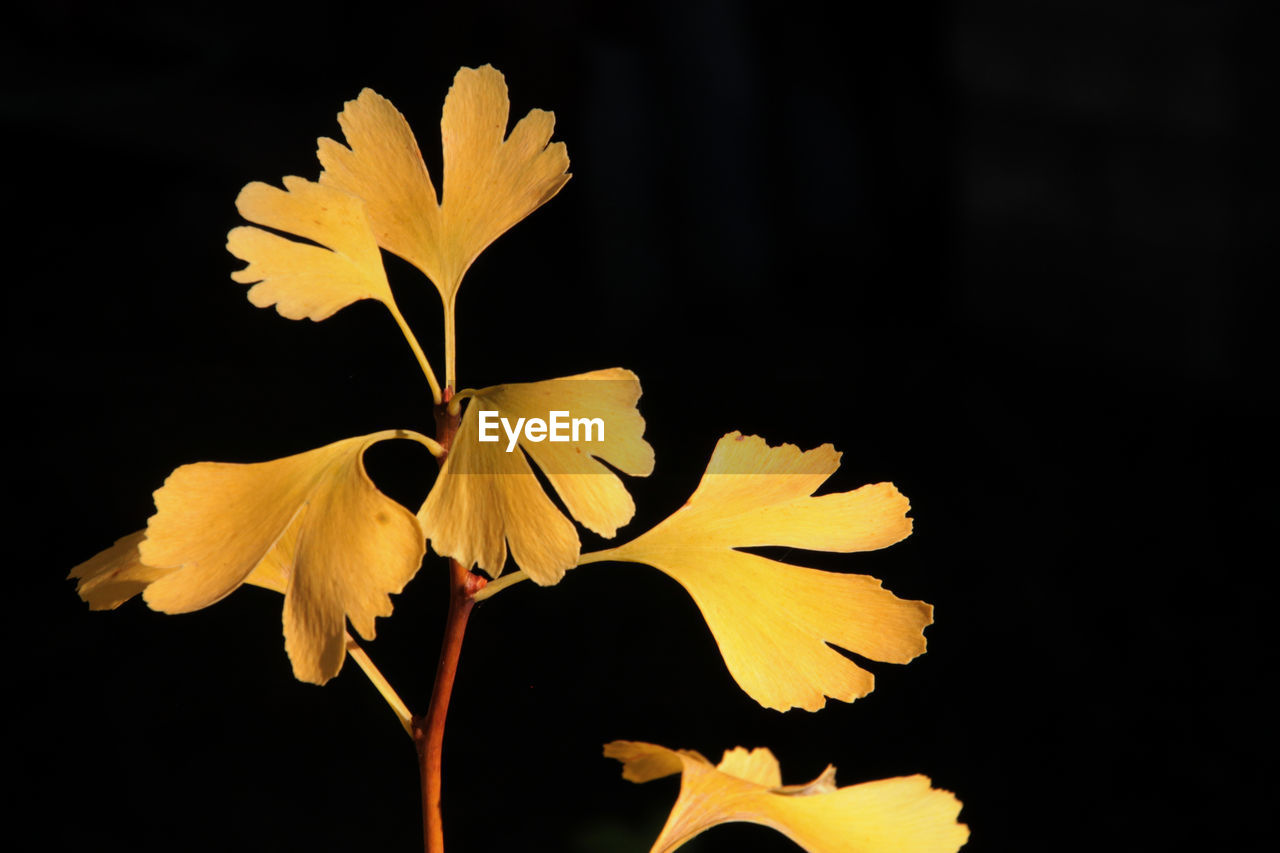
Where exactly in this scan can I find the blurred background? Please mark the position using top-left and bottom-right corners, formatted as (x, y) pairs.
(8, 1), (1271, 850)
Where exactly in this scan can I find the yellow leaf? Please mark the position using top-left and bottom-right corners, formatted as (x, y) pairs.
(584, 432), (929, 711)
(70, 530), (295, 609)
(138, 431), (426, 684)
(418, 368), (653, 585)
(317, 65), (570, 305)
(227, 176), (395, 321)
(605, 741), (969, 853)
(69, 531), (176, 611)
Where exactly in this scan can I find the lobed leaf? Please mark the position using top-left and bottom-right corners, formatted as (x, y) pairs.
(586, 432), (929, 711)
(605, 740), (968, 853)
(318, 65), (570, 304)
(227, 176), (396, 322)
(418, 368), (653, 584)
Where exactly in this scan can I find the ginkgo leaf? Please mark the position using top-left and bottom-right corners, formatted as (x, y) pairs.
(70, 529), (295, 610)
(138, 430), (427, 684)
(418, 368), (653, 585)
(69, 531), (177, 611)
(227, 176), (396, 321)
(317, 64), (570, 305)
(604, 741), (969, 853)
(583, 432), (930, 711)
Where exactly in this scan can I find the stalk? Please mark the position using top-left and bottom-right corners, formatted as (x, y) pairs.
(412, 558), (482, 852)
(412, 387), (485, 852)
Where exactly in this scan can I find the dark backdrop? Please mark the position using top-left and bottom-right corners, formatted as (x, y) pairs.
(8, 2), (1271, 851)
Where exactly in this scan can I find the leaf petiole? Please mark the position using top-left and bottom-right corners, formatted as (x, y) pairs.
(344, 632), (414, 738)
(386, 301), (444, 405)
(470, 551), (605, 602)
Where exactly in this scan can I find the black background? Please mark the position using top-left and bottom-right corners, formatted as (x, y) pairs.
(9, 1), (1271, 850)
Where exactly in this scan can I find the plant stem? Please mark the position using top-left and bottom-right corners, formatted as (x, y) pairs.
(469, 568), (529, 601)
(412, 558), (480, 853)
(411, 387), (486, 852)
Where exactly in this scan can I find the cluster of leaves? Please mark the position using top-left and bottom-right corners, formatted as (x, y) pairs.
(70, 65), (967, 852)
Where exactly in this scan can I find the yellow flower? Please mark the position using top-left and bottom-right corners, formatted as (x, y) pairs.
(582, 432), (930, 711)
(604, 740), (969, 853)
(70, 431), (428, 684)
(419, 368), (654, 584)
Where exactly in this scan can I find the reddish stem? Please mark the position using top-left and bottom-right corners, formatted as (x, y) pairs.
(413, 559), (483, 852)
(412, 387), (486, 853)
